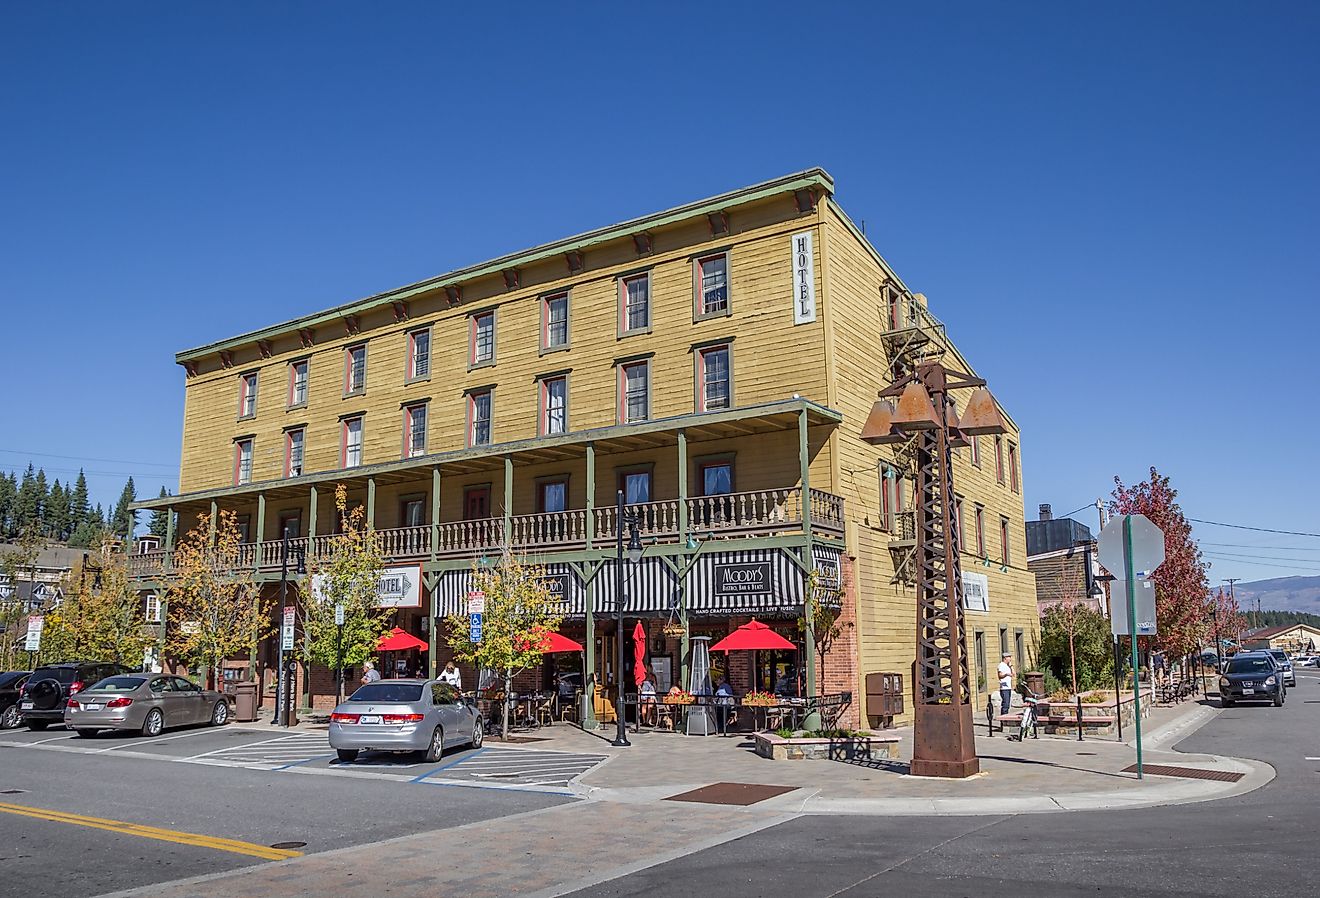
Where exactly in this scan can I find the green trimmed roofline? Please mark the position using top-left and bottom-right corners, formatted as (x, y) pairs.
(175, 168), (835, 365)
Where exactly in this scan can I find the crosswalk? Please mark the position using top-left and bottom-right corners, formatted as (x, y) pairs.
(419, 747), (608, 787)
(187, 732), (334, 769)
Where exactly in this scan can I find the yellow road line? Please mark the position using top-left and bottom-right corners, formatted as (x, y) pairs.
(0, 801), (302, 861)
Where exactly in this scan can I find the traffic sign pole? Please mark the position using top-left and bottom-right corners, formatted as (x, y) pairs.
(1124, 515), (1143, 779)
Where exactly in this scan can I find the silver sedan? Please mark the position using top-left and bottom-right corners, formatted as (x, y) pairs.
(329, 679), (482, 763)
(65, 674), (230, 737)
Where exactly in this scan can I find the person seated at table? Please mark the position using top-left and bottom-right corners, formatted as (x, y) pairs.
(714, 678), (736, 736)
(639, 675), (657, 725)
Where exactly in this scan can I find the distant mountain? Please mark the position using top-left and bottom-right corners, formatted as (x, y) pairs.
(1229, 576), (1320, 617)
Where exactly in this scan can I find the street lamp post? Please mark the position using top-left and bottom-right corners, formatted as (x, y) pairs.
(613, 489), (643, 748)
(275, 534), (305, 728)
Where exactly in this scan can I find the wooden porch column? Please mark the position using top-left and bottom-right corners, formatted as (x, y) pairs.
(799, 408), (819, 726)
(677, 428), (690, 686)
(503, 456), (513, 545)
(366, 477), (377, 530)
(585, 443), (596, 548)
(208, 500), (218, 547)
(308, 485), (319, 543)
(255, 494), (266, 569)
(430, 467), (441, 562)
(164, 506), (176, 572)
(583, 443), (597, 730)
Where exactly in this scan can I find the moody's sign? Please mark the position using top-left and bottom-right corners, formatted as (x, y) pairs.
(713, 561), (773, 597)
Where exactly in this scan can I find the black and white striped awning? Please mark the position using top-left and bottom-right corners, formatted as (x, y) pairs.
(433, 563), (585, 617)
(591, 558), (680, 615)
(684, 548), (805, 614)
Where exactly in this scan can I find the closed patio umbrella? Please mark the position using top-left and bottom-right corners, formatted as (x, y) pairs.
(632, 621), (647, 687)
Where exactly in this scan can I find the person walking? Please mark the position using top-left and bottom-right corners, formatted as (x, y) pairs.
(997, 653), (1015, 717)
(714, 678), (736, 736)
(361, 661), (381, 685)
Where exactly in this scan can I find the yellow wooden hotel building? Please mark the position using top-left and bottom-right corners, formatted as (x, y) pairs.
(130, 168), (1037, 725)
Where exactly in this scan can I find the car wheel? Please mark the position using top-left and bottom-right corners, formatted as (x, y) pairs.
(1274, 690), (1284, 706)
(210, 701), (229, 727)
(0, 704), (20, 729)
(27, 719), (49, 731)
(424, 727), (445, 763)
(470, 718), (484, 749)
(74, 729), (98, 739)
(336, 749), (358, 763)
(142, 709), (164, 737)
(1220, 698), (1234, 708)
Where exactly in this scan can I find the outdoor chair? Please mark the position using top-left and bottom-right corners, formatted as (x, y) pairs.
(560, 691), (580, 723)
(536, 697), (554, 727)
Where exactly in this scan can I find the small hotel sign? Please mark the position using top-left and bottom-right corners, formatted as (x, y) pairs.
(713, 561), (774, 597)
(791, 231), (817, 325)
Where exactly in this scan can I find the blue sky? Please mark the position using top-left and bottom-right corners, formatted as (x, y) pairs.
(2, 4), (1317, 584)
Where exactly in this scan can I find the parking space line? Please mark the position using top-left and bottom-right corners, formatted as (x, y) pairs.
(179, 733), (316, 761)
(92, 730), (218, 753)
(409, 747), (487, 782)
(0, 800), (302, 861)
(273, 754), (336, 771)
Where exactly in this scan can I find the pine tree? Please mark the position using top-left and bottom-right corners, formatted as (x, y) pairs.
(47, 480), (68, 541)
(111, 477), (137, 542)
(33, 469), (49, 533)
(0, 472), (16, 538)
(148, 487), (171, 539)
(70, 470), (90, 534)
(15, 465), (38, 532)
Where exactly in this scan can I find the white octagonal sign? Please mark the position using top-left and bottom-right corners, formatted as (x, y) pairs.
(1098, 513), (1166, 579)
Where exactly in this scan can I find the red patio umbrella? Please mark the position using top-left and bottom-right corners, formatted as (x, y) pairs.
(710, 619), (796, 652)
(632, 621), (647, 687)
(517, 630), (584, 654)
(377, 627), (428, 652)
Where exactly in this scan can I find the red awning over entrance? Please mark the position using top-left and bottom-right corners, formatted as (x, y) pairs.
(377, 628), (429, 651)
(710, 619), (796, 652)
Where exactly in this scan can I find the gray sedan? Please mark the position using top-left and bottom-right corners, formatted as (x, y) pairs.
(329, 679), (482, 763)
(64, 675), (230, 737)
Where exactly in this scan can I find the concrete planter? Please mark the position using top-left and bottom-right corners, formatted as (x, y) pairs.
(754, 730), (900, 761)
(1036, 688), (1152, 736)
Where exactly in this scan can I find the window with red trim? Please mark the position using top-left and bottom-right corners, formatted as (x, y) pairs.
(995, 436), (1005, 484)
(619, 361), (649, 423)
(696, 254), (729, 316)
(1008, 442), (1019, 493)
(404, 403), (427, 458)
(537, 478), (568, 514)
(955, 495), (965, 549)
(234, 438), (253, 485)
(1000, 516), (1011, 564)
(540, 376), (567, 436)
(408, 329), (431, 380)
(470, 312), (495, 365)
(974, 506), (986, 557)
(468, 390), (492, 447)
(345, 345), (367, 394)
(288, 360), (308, 407)
(238, 373), (258, 419)
(879, 464), (897, 532)
(971, 435), (981, 467)
(542, 294), (568, 350)
(342, 416), (363, 468)
(697, 345), (731, 411)
(620, 273), (650, 333)
(285, 428), (305, 478)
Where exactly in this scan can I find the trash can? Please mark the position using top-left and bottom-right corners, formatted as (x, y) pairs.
(233, 681), (259, 722)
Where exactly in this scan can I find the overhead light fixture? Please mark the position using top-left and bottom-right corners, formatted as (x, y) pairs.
(959, 387), (1008, 435)
(891, 381), (941, 431)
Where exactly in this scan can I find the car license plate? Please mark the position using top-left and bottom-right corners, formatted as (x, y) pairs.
(20, 702), (32, 710)
(360, 715), (381, 724)
(84, 704), (102, 711)
(1241, 688), (1254, 694)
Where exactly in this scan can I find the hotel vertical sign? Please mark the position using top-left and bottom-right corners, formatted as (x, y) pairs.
(791, 231), (817, 325)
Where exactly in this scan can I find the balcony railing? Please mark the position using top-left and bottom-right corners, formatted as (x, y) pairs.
(126, 486), (844, 578)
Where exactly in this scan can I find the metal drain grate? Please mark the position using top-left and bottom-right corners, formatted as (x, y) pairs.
(665, 782), (798, 806)
(1122, 764), (1244, 782)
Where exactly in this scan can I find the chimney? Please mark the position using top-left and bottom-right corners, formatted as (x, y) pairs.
(1039, 504), (1053, 521)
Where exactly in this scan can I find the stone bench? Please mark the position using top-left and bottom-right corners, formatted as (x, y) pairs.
(753, 730), (900, 761)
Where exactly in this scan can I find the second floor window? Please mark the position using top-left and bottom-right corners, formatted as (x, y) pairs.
(409, 329), (430, 380)
(971, 435), (981, 468)
(974, 506), (986, 557)
(471, 312), (495, 365)
(543, 293), (569, 350)
(620, 469), (651, 504)
(541, 376), (567, 436)
(1008, 441), (1019, 493)
(1000, 516), (1011, 565)
(405, 403), (427, 458)
(621, 273), (650, 333)
(621, 361), (649, 423)
(469, 390), (492, 447)
(995, 436), (1005, 484)
(696, 254), (729, 316)
(342, 416), (363, 468)
(285, 428), (305, 477)
(401, 497), (425, 527)
(345, 344), (367, 394)
(238, 373), (257, 419)
(234, 438), (253, 485)
(289, 360), (308, 407)
(145, 594), (161, 624)
(698, 345), (731, 411)
(538, 478), (567, 514)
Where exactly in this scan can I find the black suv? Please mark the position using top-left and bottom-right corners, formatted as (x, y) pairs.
(19, 662), (134, 730)
(1219, 652), (1285, 707)
(0, 671), (31, 729)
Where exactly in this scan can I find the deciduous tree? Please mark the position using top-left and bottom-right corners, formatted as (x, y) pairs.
(444, 553), (563, 739)
(165, 510), (270, 688)
(298, 485), (391, 702)
(1110, 467), (1211, 660)
(41, 549), (156, 668)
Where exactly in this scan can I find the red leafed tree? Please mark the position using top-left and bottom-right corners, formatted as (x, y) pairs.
(1110, 467), (1212, 659)
(1211, 587), (1248, 649)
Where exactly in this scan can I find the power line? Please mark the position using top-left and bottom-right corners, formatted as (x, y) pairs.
(1190, 518), (1320, 539)
(1203, 554), (1320, 573)
(1198, 541), (1320, 552)
(0, 448), (177, 469)
(1202, 549), (1320, 564)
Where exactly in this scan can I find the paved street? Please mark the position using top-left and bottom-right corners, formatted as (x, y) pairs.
(0, 674), (1314, 898)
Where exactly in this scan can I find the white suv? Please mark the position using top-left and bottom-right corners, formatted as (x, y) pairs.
(1265, 649), (1296, 687)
